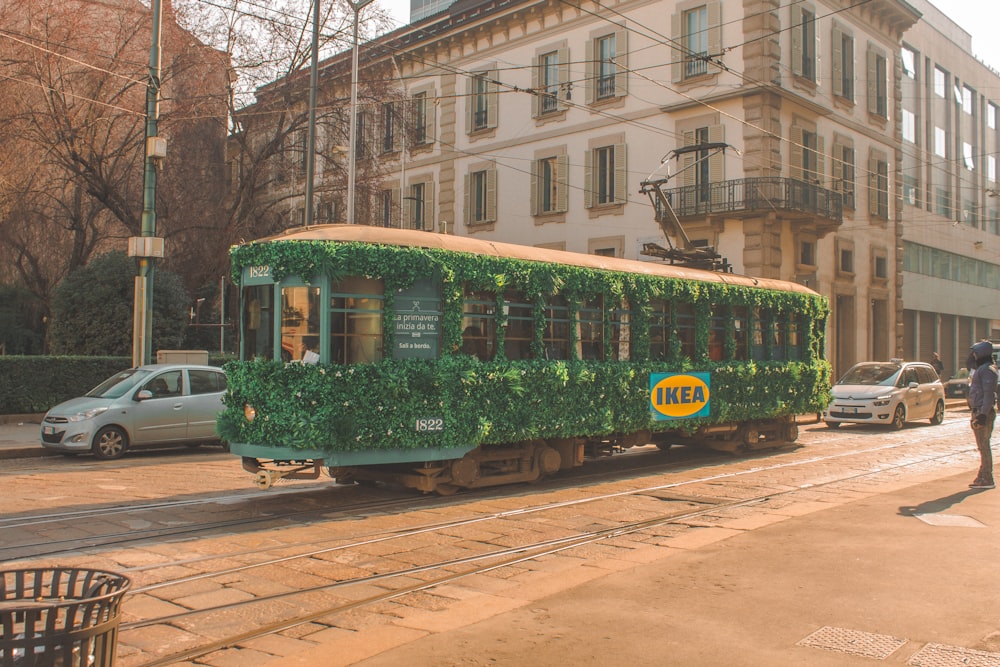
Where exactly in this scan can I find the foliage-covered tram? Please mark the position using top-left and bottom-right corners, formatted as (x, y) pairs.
(220, 225), (832, 493)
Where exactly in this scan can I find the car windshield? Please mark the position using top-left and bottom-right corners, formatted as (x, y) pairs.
(86, 369), (152, 399)
(837, 364), (902, 387)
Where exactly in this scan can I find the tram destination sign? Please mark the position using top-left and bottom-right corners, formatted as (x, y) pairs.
(393, 279), (441, 360)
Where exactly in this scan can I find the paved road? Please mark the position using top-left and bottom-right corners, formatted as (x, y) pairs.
(4, 407), (999, 666)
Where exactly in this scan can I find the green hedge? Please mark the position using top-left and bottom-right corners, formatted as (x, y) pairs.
(0, 355), (233, 414)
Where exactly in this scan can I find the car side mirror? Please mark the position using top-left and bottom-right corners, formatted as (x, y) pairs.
(908, 382), (919, 389)
(136, 389), (153, 401)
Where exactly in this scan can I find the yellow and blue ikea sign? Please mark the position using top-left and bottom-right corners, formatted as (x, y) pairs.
(650, 372), (711, 420)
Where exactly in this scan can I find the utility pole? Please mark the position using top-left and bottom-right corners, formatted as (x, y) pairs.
(346, 0), (375, 225)
(303, 0), (320, 227)
(129, 0), (166, 366)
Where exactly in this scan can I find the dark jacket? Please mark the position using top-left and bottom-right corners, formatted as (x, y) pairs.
(969, 360), (999, 417)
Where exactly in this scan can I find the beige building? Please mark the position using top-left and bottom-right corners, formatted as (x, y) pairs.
(244, 0), (1000, 379)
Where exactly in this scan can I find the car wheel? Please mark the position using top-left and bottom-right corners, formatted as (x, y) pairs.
(92, 426), (128, 460)
(890, 405), (906, 430)
(930, 400), (945, 425)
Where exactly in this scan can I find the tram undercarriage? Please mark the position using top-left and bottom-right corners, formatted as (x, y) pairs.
(241, 417), (799, 494)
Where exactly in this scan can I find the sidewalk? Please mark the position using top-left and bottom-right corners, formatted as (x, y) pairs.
(0, 415), (48, 459)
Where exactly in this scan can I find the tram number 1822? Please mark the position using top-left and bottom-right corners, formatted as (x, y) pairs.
(415, 417), (445, 432)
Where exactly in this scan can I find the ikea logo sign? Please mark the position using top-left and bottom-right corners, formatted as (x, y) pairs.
(650, 372), (711, 420)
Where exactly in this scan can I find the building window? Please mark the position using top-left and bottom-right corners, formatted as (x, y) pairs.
(963, 142), (976, 171)
(902, 109), (916, 143)
(934, 127), (947, 158)
(832, 24), (854, 100)
(683, 6), (708, 78)
(832, 140), (855, 210)
(901, 46), (916, 79)
(791, 125), (823, 185)
(411, 91), (432, 146)
(588, 30), (627, 103)
(535, 50), (564, 115)
(792, 4), (816, 82)
(963, 86), (974, 115)
(840, 247), (854, 274)
(989, 103), (997, 130)
(532, 154), (568, 215)
(874, 253), (888, 280)
(407, 181), (432, 230)
(989, 156), (997, 183)
(465, 168), (497, 225)
(867, 45), (887, 118)
(380, 189), (399, 227)
(799, 240), (816, 267)
(869, 151), (889, 219)
(586, 144), (627, 208)
(381, 102), (398, 154)
(903, 175), (918, 206)
(934, 67), (947, 98)
(467, 69), (498, 133)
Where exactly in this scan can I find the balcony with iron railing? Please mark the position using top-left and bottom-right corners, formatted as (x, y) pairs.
(657, 177), (843, 226)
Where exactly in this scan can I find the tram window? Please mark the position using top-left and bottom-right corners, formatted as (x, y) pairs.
(461, 288), (497, 360)
(610, 301), (631, 361)
(751, 307), (767, 360)
(709, 305), (726, 361)
(733, 306), (749, 360)
(281, 286), (321, 363)
(578, 296), (604, 361)
(676, 301), (696, 360)
(649, 298), (670, 361)
(788, 316), (802, 360)
(543, 295), (570, 360)
(772, 312), (786, 361)
(330, 277), (384, 365)
(242, 285), (275, 360)
(503, 291), (534, 360)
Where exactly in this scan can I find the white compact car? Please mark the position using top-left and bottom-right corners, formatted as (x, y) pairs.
(823, 360), (945, 430)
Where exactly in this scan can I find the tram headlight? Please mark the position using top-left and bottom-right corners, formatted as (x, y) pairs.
(243, 404), (257, 422)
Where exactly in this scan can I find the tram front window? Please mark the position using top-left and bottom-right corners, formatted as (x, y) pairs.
(281, 286), (321, 363)
(330, 277), (384, 364)
(243, 285), (275, 360)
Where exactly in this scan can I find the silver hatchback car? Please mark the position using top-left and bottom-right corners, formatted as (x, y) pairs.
(823, 360), (946, 430)
(40, 364), (227, 459)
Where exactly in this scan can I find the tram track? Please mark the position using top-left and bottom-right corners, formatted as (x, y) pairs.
(111, 422), (972, 666)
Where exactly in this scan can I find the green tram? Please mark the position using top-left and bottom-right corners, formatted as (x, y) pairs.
(221, 225), (832, 493)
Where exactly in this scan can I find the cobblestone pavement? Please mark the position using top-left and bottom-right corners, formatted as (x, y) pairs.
(4, 409), (998, 666)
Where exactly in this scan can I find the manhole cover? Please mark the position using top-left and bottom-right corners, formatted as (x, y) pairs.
(798, 626), (907, 659)
(909, 643), (1000, 666)
(913, 513), (986, 528)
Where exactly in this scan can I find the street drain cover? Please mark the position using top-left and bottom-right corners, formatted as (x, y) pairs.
(913, 513), (986, 528)
(798, 626), (906, 659)
(908, 643), (1000, 666)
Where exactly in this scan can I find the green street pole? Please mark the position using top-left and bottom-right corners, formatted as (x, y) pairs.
(133, 0), (164, 367)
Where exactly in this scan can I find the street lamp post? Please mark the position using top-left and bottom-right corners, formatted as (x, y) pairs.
(346, 0), (375, 225)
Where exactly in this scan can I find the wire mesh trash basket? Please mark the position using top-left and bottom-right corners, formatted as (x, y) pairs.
(0, 567), (131, 667)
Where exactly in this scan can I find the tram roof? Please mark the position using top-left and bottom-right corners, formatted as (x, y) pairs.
(261, 224), (819, 296)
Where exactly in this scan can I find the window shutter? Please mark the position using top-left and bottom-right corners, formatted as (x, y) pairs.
(709, 124), (725, 205)
(832, 25), (843, 98)
(531, 54), (541, 118)
(614, 29), (629, 97)
(831, 142), (843, 190)
(530, 159), (539, 215)
(671, 11), (683, 83)
(791, 5), (803, 78)
(465, 78), (474, 134)
(867, 46), (878, 115)
(868, 152), (879, 216)
(815, 135), (825, 184)
(487, 71), (499, 129)
(707, 1), (722, 67)
(464, 174), (472, 225)
(585, 38), (596, 104)
(613, 143), (627, 204)
(558, 47), (571, 109)
(392, 188), (402, 227)
(486, 169), (498, 222)
(425, 185), (435, 230)
(404, 185), (413, 227)
(556, 154), (569, 212)
(392, 107), (403, 153)
(584, 148), (594, 208)
(682, 130), (696, 187)
(790, 126), (804, 181)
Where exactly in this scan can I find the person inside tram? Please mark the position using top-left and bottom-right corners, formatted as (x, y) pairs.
(301, 336), (320, 364)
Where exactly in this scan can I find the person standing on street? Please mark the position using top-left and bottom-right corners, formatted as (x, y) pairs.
(931, 352), (944, 378)
(967, 340), (998, 489)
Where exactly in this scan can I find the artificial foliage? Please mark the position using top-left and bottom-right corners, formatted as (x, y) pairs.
(220, 239), (833, 454)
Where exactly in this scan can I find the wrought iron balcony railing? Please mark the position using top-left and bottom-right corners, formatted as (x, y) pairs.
(658, 177), (843, 223)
